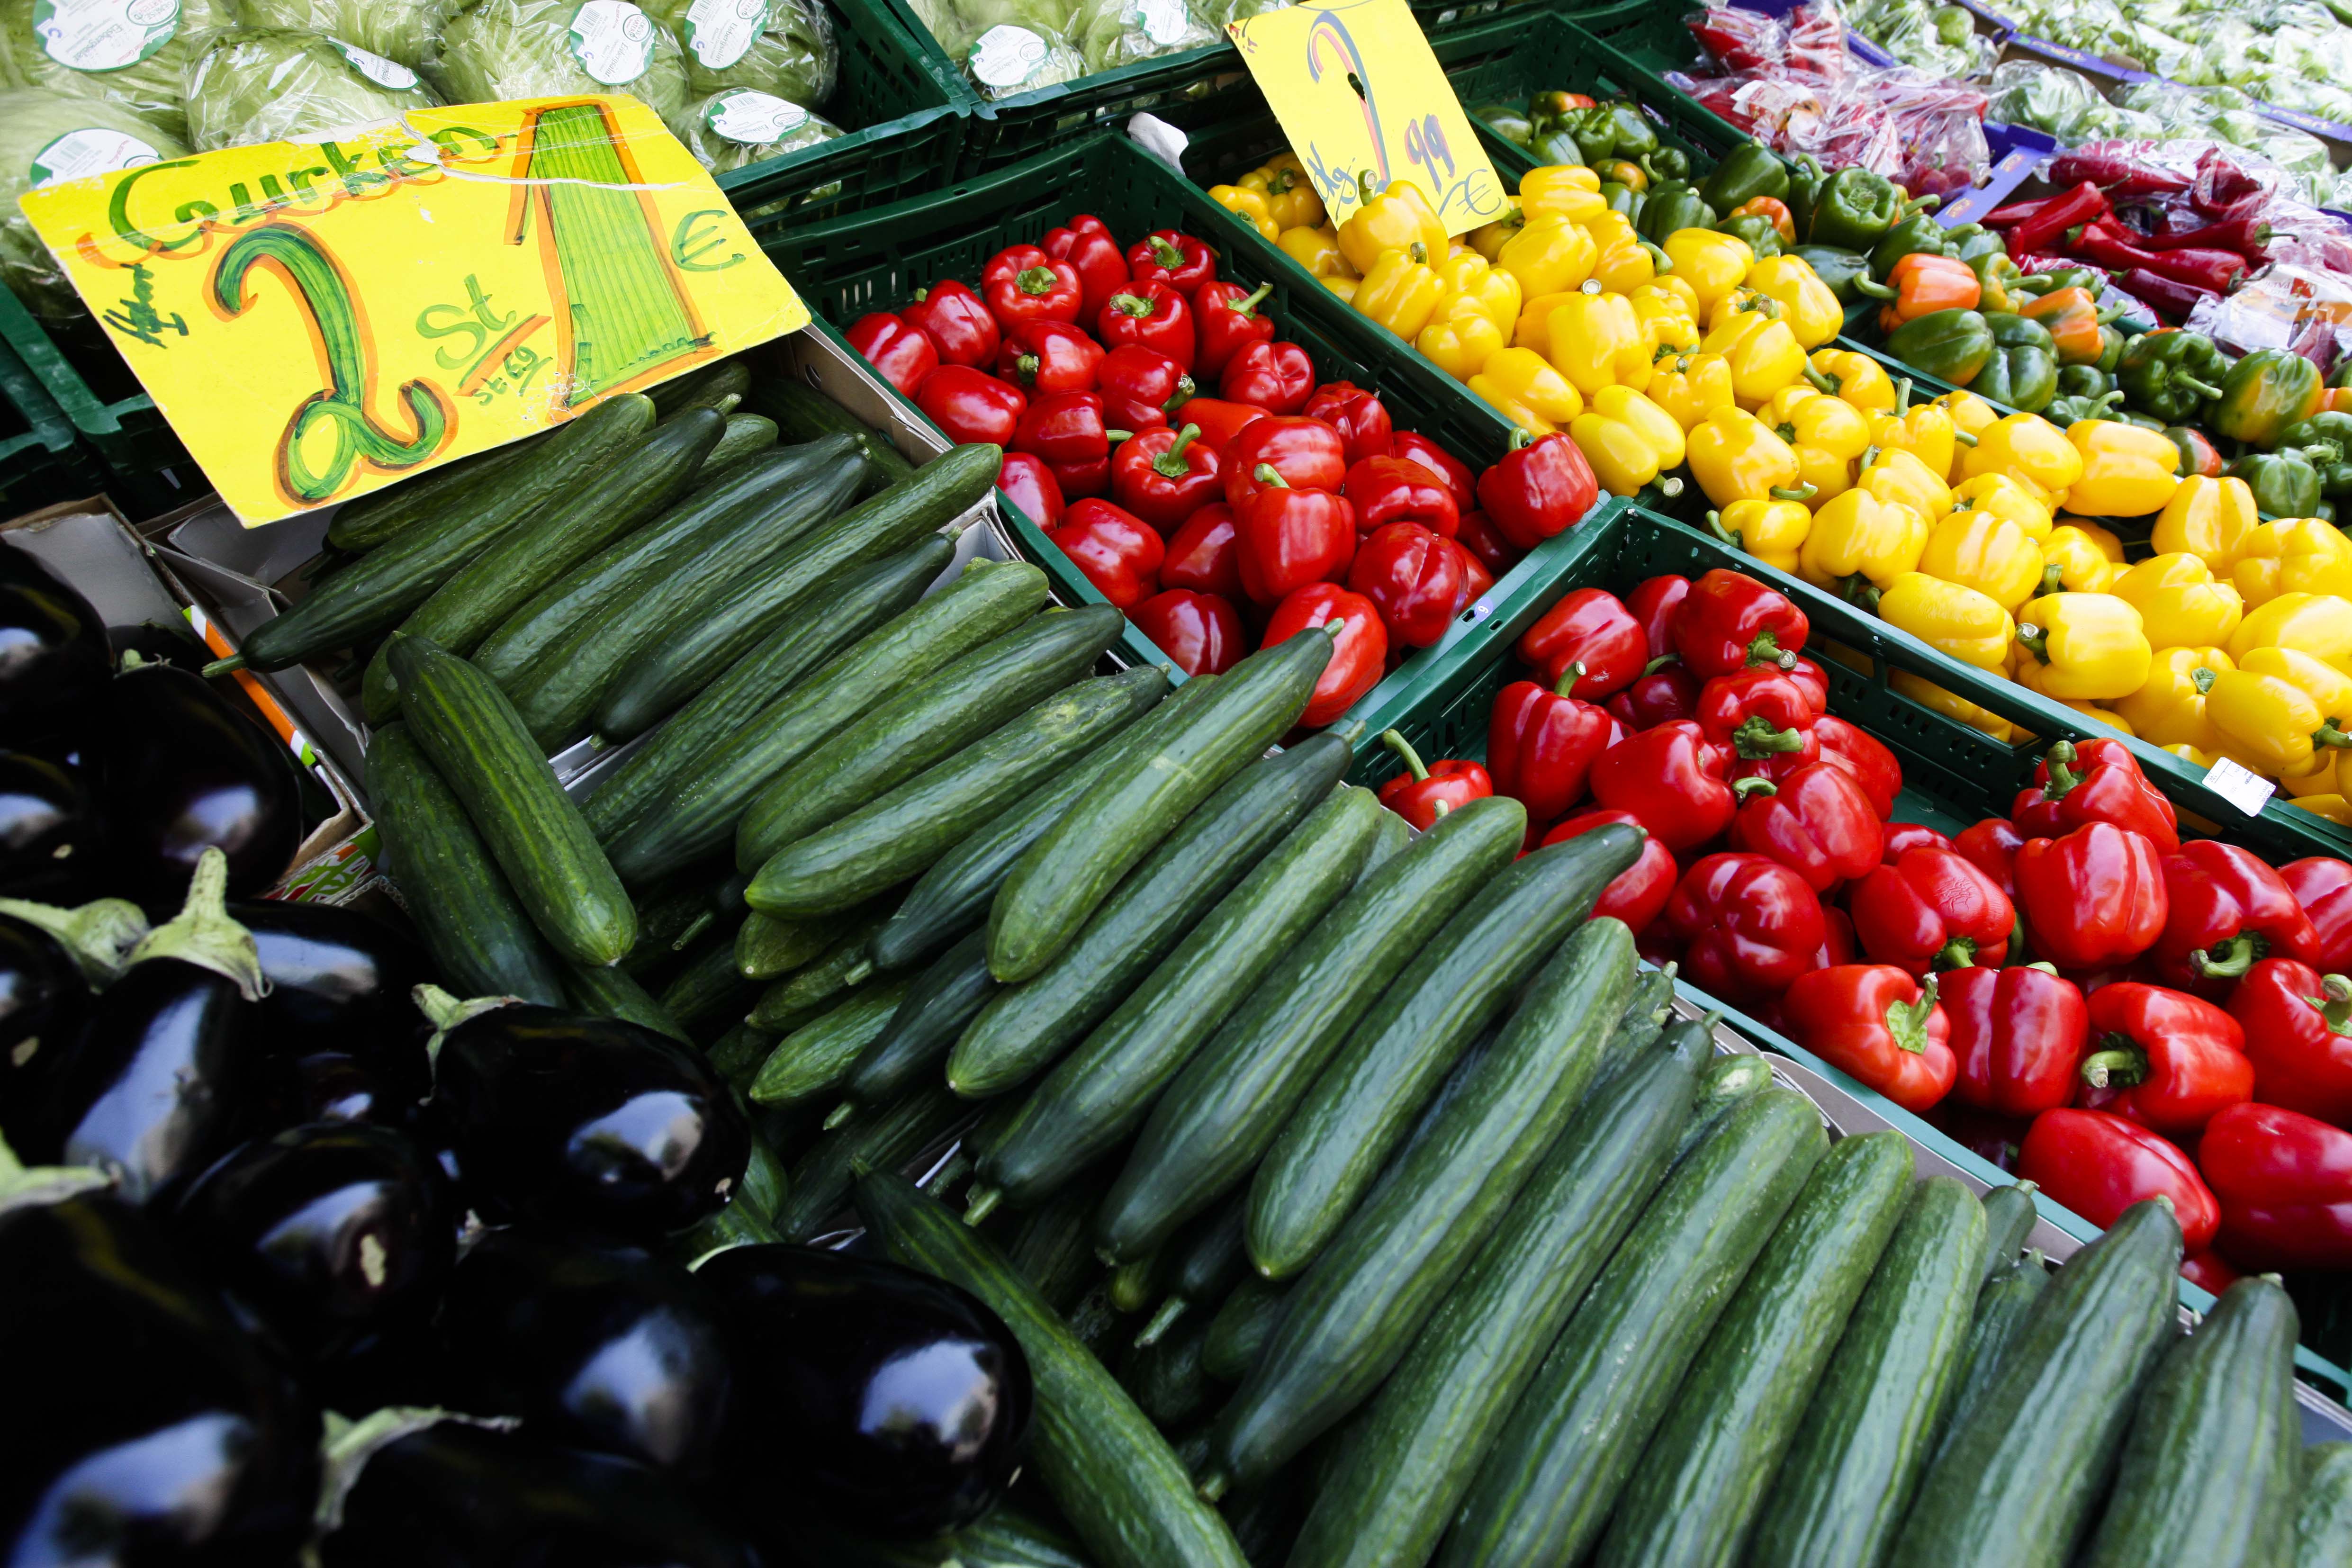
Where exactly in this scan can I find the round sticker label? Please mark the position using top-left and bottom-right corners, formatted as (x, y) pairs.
(333, 38), (421, 89)
(1134, 0), (1189, 46)
(28, 126), (161, 187)
(968, 23), (1047, 88)
(704, 87), (808, 143)
(567, 0), (658, 85)
(682, 0), (769, 69)
(31, 0), (180, 72)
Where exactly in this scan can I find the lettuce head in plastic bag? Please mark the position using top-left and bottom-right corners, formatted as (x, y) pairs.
(0, 84), (182, 319)
(1067, 0), (1213, 73)
(678, 84), (838, 169)
(642, 0), (836, 102)
(225, 0), (458, 67)
(0, 0), (240, 143)
(958, 21), (1083, 96)
(184, 28), (442, 151)
(426, 0), (690, 123)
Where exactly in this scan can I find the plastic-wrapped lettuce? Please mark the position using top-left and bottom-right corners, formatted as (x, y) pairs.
(0, 85), (182, 320)
(642, 0), (835, 101)
(1987, 59), (2115, 140)
(184, 28), (442, 151)
(679, 85), (838, 168)
(426, 0), (690, 124)
(1067, 0), (1214, 72)
(225, 0), (457, 67)
(1192, 0), (1284, 25)
(959, 22), (1083, 95)
(0, 0), (240, 143)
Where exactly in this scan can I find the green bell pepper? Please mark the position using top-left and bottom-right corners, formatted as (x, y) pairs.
(2226, 448), (2326, 518)
(1600, 182), (1643, 221)
(1868, 211), (1957, 277)
(1529, 122), (1589, 167)
(2115, 331), (2231, 425)
(1974, 312), (2059, 413)
(1477, 106), (1534, 149)
(2119, 411), (2168, 432)
(1805, 166), (1927, 252)
(2013, 265), (2104, 298)
(2093, 324), (2128, 376)
(1716, 213), (1785, 258)
(1882, 308), (1995, 387)
(2167, 424), (2224, 478)
(1698, 139), (1790, 215)
(1784, 154), (1829, 242)
(2333, 358), (2352, 392)
(1965, 250), (2024, 314)
(1603, 102), (1657, 159)
(1645, 146), (1691, 183)
(1639, 181), (1715, 243)
(2280, 413), (2352, 497)
(2056, 364), (2113, 400)
(1951, 226), (2008, 265)
(2208, 348), (2325, 449)
(1795, 245), (1875, 304)
(2047, 390), (2127, 424)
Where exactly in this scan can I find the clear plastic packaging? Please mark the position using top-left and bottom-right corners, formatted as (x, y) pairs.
(226, 0), (459, 67)
(425, 0), (691, 124)
(184, 27), (442, 151)
(641, 0), (836, 103)
(1067, 0), (1215, 73)
(678, 83), (838, 169)
(957, 21), (1082, 95)
(0, 0), (241, 143)
(0, 84), (183, 320)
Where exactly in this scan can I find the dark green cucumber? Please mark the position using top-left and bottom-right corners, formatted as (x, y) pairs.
(654, 360), (750, 417)
(1675, 1049), (1773, 1162)
(1746, 1175), (1990, 1568)
(1442, 1087), (1829, 1568)
(854, 1170), (1252, 1568)
(621, 880), (718, 975)
(326, 440), (533, 551)
(947, 735), (1356, 1101)
(1941, 1249), (2051, 1439)
(1980, 1180), (2040, 1277)
(1603, 964), (1678, 1077)
(748, 975), (914, 1107)
(1109, 1253), (1162, 1315)
(563, 961), (688, 1041)
(841, 930), (997, 1116)
(668, 1192), (781, 1266)
(1596, 1131), (1916, 1568)
(698, 411), (780, 472)
(1246, 825), (1644, 1281)
(705, 1021), (775, 1089)
(1203, 1277), (1288, 1383)
(774, 1083), (970, 1243)
(746, 377), (918, 487)
(1136, 1199), (1249, 1350)
(365, 723), (565, 1004)
(794, 1505), (1092, 1568)
(1288, 1018), (1708, 1568)
(2298, 1443), (2352, 1568)
(610, 558), (1049, 887)
(384, 635), (634, 966)
(1205, 918), (1639, 1496)
(2083, 1275), (2300, 1568)
(1096, 796), (1526, 1266)
(584, 538), (953, 844)
(736, 910), (838, 981)
(1003, 1186), (1102, 1315)
(1891, 1199), (2186, 1567)
(987, 627), (1334, 983)
(747, 906), (896, 1030)
(660, 937), (758, 1042)
(972, 787), (1384, 1220)
(1124, 1312), (1215, 1432)
(747, 665), (1167, 913)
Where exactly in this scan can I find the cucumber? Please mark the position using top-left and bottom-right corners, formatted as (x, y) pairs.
(611, 558), (1049, 887)
(699, 411), (780, 472)
(1124, 1312), (1215, 1432)
(774, 1083), (971, 1244)
(1746, 1175), (1990, 1568)
(705, 1021), (775, 1089)
(1109, 1253), (1161, 1315)
(854, 1170), (1252, 1568)
(1980, 1179), (2040, 1277)
(2082, 1275), (2300, 1568)
(987, 627), (1334, 983)
(326, 440), (533, 551)
(384, 635), (635, 966)
(1288, 1016), (1707, 1568)
(668, 1193), (780, 1266)
(746, 377), (918, 487)
(1357, 806), (1411, 873)
(654, 360), (750, 417)
(947, 735), (1357, 1101)
(1443, 1087), (1829, 1568)
(1136, 1199), (1249, 1350)
(1604, 964), (1678, 1076)
(1095, 796), (1525, 1267)
(658, 935), (757, 1041)
(1675, 1049), (1773, 1162)
(794, 1505), (1093, 1568)
(747, 906), (898, 1030)
(747, 665), (1167, 913)
(1246, 825), (1644, 1281)
(749, 976), (917, 1107)
(1595, 1131), (1915, 1568)
(365, 723), (565, 1004)
(736, 909), (840, 982)
(1205, 918), (1639, 1496)
(1203, 1277), (1288, 1383)
(1003, 1186), (1102, 1315)
(1940, 1249), (2051, 1439)
(563, 960), (688, 1041)
(2299, 1443), (2352, 1568)
(1890, 1199), (2186, 1567)
(621, 880), (719, 975)
(841, 930), (997, 1117)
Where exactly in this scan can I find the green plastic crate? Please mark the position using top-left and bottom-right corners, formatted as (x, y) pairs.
(0, 284), (198, 520)
(0, 316), (105, 515)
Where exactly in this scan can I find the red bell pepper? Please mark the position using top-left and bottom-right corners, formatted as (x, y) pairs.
(982, 244), (1084, 328)
(2013, 822), (2170, 972)
(1126, 230), (1218, 297)
(2076, 982), (2250, 1135)
(900, 279), (1000, 369)
(1175, 397), (1265, 451)
(1943, 961), (2089, 1117)
(1541, 808), (1679, 933)
(1013, 391), (1124, 501)
(995, 451), (1064, 531)
(2198, 1102), (2352, 1271)
(1161, 504), (1243, 599)
(1096, 345), (1192, 434)
(1782, 964), (1955, 1113)
(1697, 664), (1820, 763)
(2017, 1110), (2218, 1253)
(1348, 522), (1463, 650)
(1225, 416), (1347, 505)
(1517, 588), (1646, 699)
(1389, 429), (1470, 510)
(1881, 821), (1954, 863)
(1451, 541), (1494, 613)
(1487, 672), (1620, 825)
(2283, 856), (2352, 973)
(1303, 383), (1395, 467)
(1131, 588), (1243, 677)
(2180, 1250), (2241, 1294)
(1667, 852), (1828, 1006)
(2227, 958), (2352, 1128)
(1375, 730), (1493, 830)
(915, 365), (1024, 446)
(1233, 469), (1356, 605)
(1039, 214), (1130, 324)
(995, 319), (1103, 394)
(1605, 665), (1702, 732)
(1054, 498), (1164, 609)
(1453, 509), (1521, 578)
(847, 311), (939, 397)
(1099, 284), (1197, 370)
(1219, 340), (1317, 414)
(1476, 430), (1599, 550)
(1110, 423), (1222, 532)
(1263, 584), (1384, 727)
(1591, 720), (1770, 852)
(1811, 714), (1899, 820)
(1953, 816), (2025, 896)
(1726, 760), (1882, 893)
(1784, 654), (1829, 713)
(2153, 840), (2320, 995)
(2011, 739), (2179, 854)
(1192, 281), (1277, 380)
(1625, 574), (1692, 663)
(1850, 844), (2015, 974)
(1673, 568), (1810, 681)
(1343, 455), (1461, 541)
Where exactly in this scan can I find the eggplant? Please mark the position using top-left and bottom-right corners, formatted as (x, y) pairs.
(232, 900), (433, 1127)
(0, 912), (88, 1137)
(437, 1231), (731, 1475)
(98, 656), (301, 910)
(425, 989), (750, 1240)
(0, 540), (108, 746)
(699, 1244), (1033, 1540)
(0, 751), (104, 903)
(321, 1418), (762, 1568)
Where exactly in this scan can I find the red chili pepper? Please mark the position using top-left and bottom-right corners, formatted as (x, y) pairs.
(1161, 504), (1243, 599)
(1054, 497), (1164, 608)
(1225, 416), (1347, 505)
(1673, 568), (1810, 682)
(995, 451), (1064, 531)
(1264, 585), (1384, 727)
(2077, 218), (2246, 294)
(1096, 345), (1193, 434)
(1943, 961), (2088, 1117)
(2011, 739), (2178, 854)
(2017, 1110), (2217, 1253)
(1476, 431), (1600, 550)
(1487, 670), (1621, 825)
(1811, 714), (1899, 820)
(2199, 1102), (2352, 1271)
(1725, 760), (1881, 893)
(915, 364), (1024, 446)
(1781, 964), (1955, 1112)
(2226, 959), (2352, 1128)
(1295, 382), (1392, 467)
(1516, 587), (1646, 700)
(2152, 840), (2320, 996)
(1098, 284), (1196, 371)
(1541, 808), (1679, 933)
(1348, 522), (1463, 650)
(1850, 844), (2015, 974)
(2072, 982), (2249, 1136)
(1667, 852), (1828, 1006)
(1110, 423), (1222, 533)
(1130, 588), (1243, 677)
(900, 279), (1000, 369)
(1881, 821), (1953, 863)
(1953, 816), (2025, 896)
(1339, 456), (1459, 544)
(1624, 574), (1692, 663)
(994, 319), (1103, 394)
(1126, 229), (1218, 297)
(1039, 214), (1131, 324)
(2116, 268), (2215, 324)
(2013, 822), (2170, 972)
(1233, 468), (1356, 606)
(1984, 191), (2068, 228)
(1605, 665), (1701, 731)
(1696, 664), (1819, 760)
(1219, 340), (1317, 414)
(1590, 720), (1768, 852)
(2283, 856), (2352, 973)
(1013, 391), (1124, 478)
(1453, 509), (1522, 578)
(1389, 430), (1471, 511)
(1374, 729), (1493, 830)
(1192, 281), (1277, 381)
(2144, 214), (2271, 259)
(2000, 180), (2110, 256)
(982, 244), (1083, 329)
(847, 312), (938, 397)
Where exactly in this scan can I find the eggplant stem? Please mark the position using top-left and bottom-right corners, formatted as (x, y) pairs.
(0, 1134), (112, 1217)
(0, 895), (148, 986)
(128, 848), (268, 1002)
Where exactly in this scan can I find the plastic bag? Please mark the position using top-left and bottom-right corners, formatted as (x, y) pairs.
(426, 0), (691, 124)
(184, 27), (441, 151)
(1068, 0), (1214, 72)
(678, 85), (838, 169)
(0, 85), (182, 320)
(1986, 59), (2109, 140)
(641, 0), (836, 103)
(227, 0), (458, 67)
(956, 21), (1083, 95)
(0, 0), (241, 143)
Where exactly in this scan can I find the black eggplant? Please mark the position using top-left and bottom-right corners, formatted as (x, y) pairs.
(425, 990), (750, 1240)
(320, 1418), (762, 1568)
(233, 900), (433, 1128)
(98, 656), (301, 910)
(699, 1244), (1033, 1540)
(437, 1231), (731, 1475)
(0, 540), (108, 745)
(0, 751), (103, 902)
(0, 912), (88, 1136)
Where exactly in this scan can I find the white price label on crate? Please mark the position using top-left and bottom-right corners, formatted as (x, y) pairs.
(2203, 755), (2277, 817)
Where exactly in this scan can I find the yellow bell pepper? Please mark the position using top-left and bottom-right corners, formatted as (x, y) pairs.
(2012, 593), (2152, 700)
(1278, 225), (1353, 281)
(1919, 511), (2046, 612)
(1569, 385), (1685, 497)
(1805, 347), (1899, 415)
(2281, 749), (2348, 798)
(1543, 289), (1652, 397)
(1707, 498), (1811, 574)
(1641, 272), (1701, 321)
(1209, 183), (1280, 240)
(1892, 668), (2027, 742)
(1800, 490), (1930, 595)
(1576, 210), (1639, 252)
(1661, 227), (1754, 316)
(1961, 414), (2084, 500)
(1590, 231), (1662, 295)
(1520, 163), (1605, 221)
(1763, 386), (1871, 505)
(1880, 572), (2017, 670)
(1952, 473), (2054, 542)
(1468, 346), (1584, 435)
(1701, 305), (1804, 410)
(1322, 276), (1360, 305)
(2062, 701), (2137, 735)
(1649, 352), (1735, 433)
(2292, 794), (2352, 825)
(2227, 591), (2352, 670)
(2063, 420), (2180, 518)
(1743, 255), (1843, 350)
(1352, 243), (1446, 342)
(1868, 395), (1961, 482)
(1431, 250), (1521, 336)
(2231, 517), (2352, 608)
(1931, 391), (2002, 476)
(1243, 156), (1325, 230)
(2108, 553), (2244, 651)
(1467, 200), (1523, 262)
(2150, 475), (2260, 572)
(1856, 447), (1953, 520)
(1415, 304), (1505, 383)
(2035, 525), (2123, 596)
(2113, 645), (2234, 749)
(1338, 174), (1447, 276)
(1688, 406), (1804, 508)
(2208, 646), (2352, 776)
(1629, 287), (1700, 359)
(1497, 216), (1598, 303)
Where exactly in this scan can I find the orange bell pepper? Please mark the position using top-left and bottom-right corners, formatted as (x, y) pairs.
(2017, 287), (2119, 367)
(1871, 254), (1980, 333)
(1729, 196), (1796, 245)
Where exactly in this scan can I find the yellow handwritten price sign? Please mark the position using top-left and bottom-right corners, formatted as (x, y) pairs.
(1226, 0), (1506, 237)
(18, 95), (807, 525)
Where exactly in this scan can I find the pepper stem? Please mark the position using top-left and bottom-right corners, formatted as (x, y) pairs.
(2190, 932), (2260, 979)
(130, 848), (268, 1002)
(1802, 365), (1839, 395)
(1380, 728), (1432, 781)
(2192, 666), (2219, 695)
(1953, 429), (1979, 446)
(2024, 961), (2059, 975)
(1228, 281), (1273, 319)
(0, 894), (148, 986)
(1705, 509), (1742, 549)
(1109, 292), (1149, 318)
(1933, 936), (1978, 971)
(2311, 973), (2352, 1034)
(1253, 462), (1289, 488)
(1152, 424), (1204, 477)
(2081, 1033), (2149, 1090)
(2039, 740), (2080, 801)
(1885, 973), (1939, 1054)
(2038, 562), (2066, 598)
(1767, 483), (1818, 502)
(1016, 265), (1060, 297)
(1731, 775), (1779, 801)
(1746, 630), (1792, 668)
(1149, 235), (1184, 270)
(1730, 716), (1805, 757)
(2314, 720), (2352, 750)
(1554, 660), (1587, 697)
(2016, 623), (2051, 663)
(1644, 654), (1681, 675)
(2176, 377), (2223, 402)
